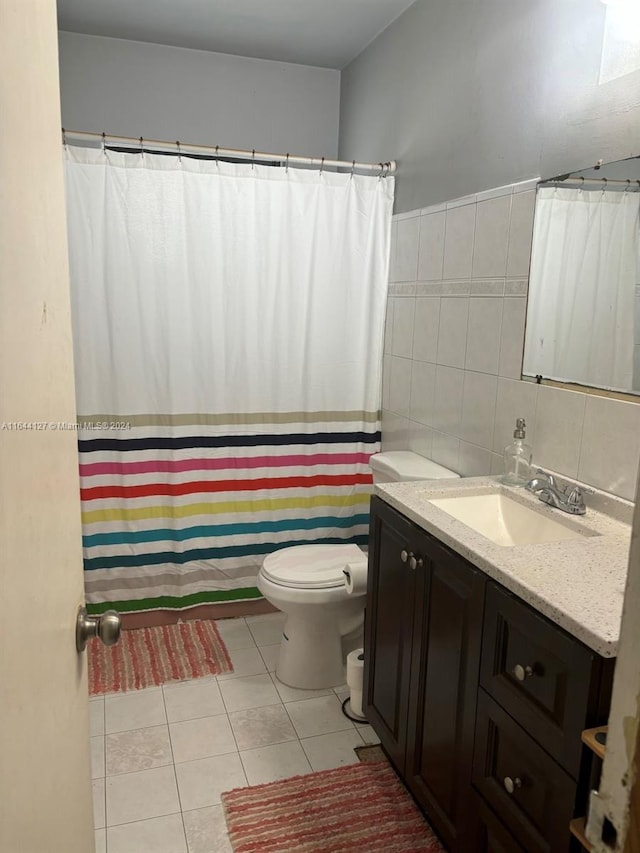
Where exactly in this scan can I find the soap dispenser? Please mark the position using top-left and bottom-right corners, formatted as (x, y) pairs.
(502, 417), (532, 485)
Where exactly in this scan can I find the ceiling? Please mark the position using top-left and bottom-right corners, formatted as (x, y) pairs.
(56, 0), (418, 69)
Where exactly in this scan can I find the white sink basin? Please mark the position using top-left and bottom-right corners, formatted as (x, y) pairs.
(428, 492), (588, 547)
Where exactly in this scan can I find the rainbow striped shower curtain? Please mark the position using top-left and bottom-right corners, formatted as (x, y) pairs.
(64, 147), (394, 613)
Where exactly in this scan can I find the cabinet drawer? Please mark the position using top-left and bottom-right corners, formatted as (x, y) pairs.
(465, 791), (526, 853)
(480, 583), (600, 777)
(473, 691), (575, 853)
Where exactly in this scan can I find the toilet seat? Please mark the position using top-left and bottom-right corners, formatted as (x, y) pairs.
(261, 543), (365, 590)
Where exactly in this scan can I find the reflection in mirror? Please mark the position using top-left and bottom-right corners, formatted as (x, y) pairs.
(522, 156), (640, 396)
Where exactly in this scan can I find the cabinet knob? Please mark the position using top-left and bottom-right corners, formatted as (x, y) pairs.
(400, 549), (409, 563)
(503, 776), (522, 795)
(513, 664), (534, 682)
(408, 554), (423, 570)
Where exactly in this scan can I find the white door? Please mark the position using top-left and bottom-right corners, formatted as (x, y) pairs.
(0, 2), (95, 852)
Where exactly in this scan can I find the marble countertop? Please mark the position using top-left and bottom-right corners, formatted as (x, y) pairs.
(375, 476), (632, 657)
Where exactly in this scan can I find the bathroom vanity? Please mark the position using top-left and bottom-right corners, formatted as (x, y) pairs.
(364, 477), (631, 853)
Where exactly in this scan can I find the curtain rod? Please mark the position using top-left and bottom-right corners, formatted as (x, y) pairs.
(62, 128), (396, 175)
(541, 175), (640, 188)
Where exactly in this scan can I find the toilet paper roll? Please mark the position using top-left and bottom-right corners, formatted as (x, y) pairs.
(343, 559), (368, 596)
(346, 648), (365, 718)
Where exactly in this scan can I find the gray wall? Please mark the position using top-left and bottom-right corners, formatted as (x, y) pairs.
(339, 0), (640, 213)
(58, 32), (341, 158)
(383, 180), (640, 501)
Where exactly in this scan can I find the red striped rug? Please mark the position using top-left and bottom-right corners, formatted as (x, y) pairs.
(221, 761), (444, 853)
(88, 620), (233, 695)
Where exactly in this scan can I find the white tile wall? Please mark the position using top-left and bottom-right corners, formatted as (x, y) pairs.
(417, 211), (446, 281)
(436, 298), (469, 369)
(471, 196), (511, 278)
(382, 182), (640, 500)
(442, 203), (476, 280)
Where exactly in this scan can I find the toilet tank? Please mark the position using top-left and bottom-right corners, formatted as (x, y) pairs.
(369, 451), (459, 484)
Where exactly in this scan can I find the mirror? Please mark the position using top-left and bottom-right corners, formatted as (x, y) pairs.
(522, 156), (640, 396)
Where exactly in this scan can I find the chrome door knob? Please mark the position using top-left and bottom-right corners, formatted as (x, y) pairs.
(513, 664), (534, 681)
(504, 776), (522, 795)
(76, 605), (121, 652)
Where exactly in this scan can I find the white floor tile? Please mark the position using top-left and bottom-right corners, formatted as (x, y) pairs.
(229, 704), (297, 751)
(163, 679), (226, 723)
(257, 644), (280, 672)
(240, 740), (312, 785)
(300, 730), (364, 772)
(183, 805), (233, 853)
(170, 714), (237, 764)
(285, 694), (355, 739)
(107, 813), (187, 853)
(92, 778), (106, 829)
(94, 828), (106, 853)
(91, 736), (105, 779)
(357, 725), (381, 745)
(246, 616), (286, 646)
(270, 673), (333, 704)
(175, 753), (247, 811)
(219, 673), (281, 713)
(105, 688), (166, 734)
(89, 698), (105, 736)
(106, 765), (180, 826)
(217, 646), (267, 681)
(244, 611), (285, 624)
(106, 725), (172, 776)
(214, 618), (256, 650)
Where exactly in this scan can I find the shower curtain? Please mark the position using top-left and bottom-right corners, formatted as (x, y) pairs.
(64, 146), (394, 614)
(523, 186), (640, 392)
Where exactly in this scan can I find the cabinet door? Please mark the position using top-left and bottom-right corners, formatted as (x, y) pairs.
(405, 534), (486, 852)
(364, 496), (418, 773)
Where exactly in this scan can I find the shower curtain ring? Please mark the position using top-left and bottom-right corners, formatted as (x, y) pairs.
(252, 149), (256, 169)
(350, 160), (356, 178)
(601, 177), (607, 194)
(176, 141), (182, 162)
(378, 162), (384, 178)
(285, 153), (289, 173)
(62, 128), (67, 150)
(320, 156), (324, 175)
(139, 136), (144, 158)
(101, 132), (107, 158)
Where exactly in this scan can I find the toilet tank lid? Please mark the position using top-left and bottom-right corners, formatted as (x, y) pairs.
(262, 543), (366, 589)
(369, 451), (459, 481)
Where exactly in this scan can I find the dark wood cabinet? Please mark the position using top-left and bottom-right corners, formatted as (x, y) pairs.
(365, 495), (614, 853)
(363, 495), (419, 772)
(465, 792), (526, 853)
(473, 691), (576, 853)
(405, 536), (486, 850)
(364, 496), (486, 850)
(481, 584), (613, 779)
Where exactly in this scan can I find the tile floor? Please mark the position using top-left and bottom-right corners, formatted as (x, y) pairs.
(90, 611), (380, 853)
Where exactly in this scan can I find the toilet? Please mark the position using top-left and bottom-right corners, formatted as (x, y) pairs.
(257, 451), (459, 689)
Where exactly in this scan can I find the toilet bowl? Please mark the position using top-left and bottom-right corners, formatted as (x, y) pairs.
(257, 451), (459, 689)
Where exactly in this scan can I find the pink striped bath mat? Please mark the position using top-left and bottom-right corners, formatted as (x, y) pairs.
(88, 620), (233, 695)
(221, 760), (443, 852)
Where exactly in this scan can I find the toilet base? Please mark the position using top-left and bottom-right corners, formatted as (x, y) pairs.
(276, 614), (347, 690)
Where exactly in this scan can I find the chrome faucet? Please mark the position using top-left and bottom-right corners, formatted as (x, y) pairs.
(524, 469), (588, 515)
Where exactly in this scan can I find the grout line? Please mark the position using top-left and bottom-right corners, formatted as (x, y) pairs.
(160, 682), (190, 852)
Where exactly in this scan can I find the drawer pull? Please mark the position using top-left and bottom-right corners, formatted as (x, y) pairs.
(408, 554), (423, 571)
(513, 664), (534, 682)
(503, 776), (522, 795)
(400, 549), (409, 563)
